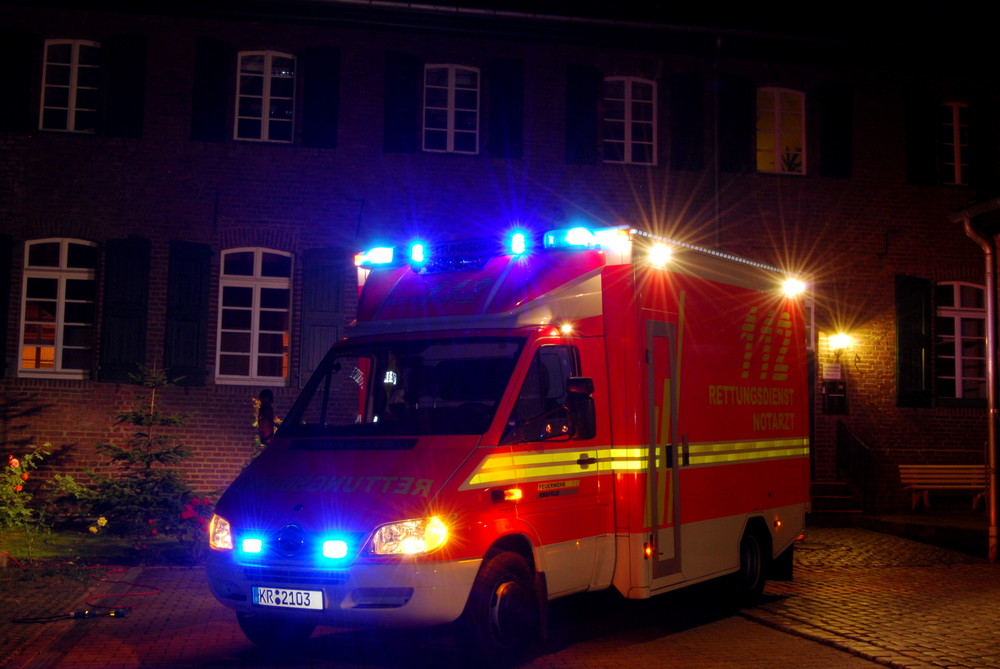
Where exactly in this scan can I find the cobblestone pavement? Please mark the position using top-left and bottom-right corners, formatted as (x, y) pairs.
(4, 526), (996, 668)
(744, 526), (1000, 669)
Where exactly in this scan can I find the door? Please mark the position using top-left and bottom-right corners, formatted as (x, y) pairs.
(647, 320), (681, 579)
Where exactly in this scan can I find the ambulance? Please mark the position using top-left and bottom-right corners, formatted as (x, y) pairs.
(206, 225), (811, 664)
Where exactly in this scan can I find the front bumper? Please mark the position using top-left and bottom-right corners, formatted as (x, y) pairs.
(206, 551), (482, 628)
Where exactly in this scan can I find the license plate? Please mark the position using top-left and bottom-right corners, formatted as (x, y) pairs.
(252, 586), (323, 610)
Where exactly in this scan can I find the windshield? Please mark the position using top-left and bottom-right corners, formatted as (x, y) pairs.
(282, 337), (524, 438)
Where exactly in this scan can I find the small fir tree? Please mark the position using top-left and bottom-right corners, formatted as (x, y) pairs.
(56, 367), (200, 551)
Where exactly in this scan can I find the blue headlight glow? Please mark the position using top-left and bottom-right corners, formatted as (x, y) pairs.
(241, 537), (264, 554)
(322, 539), (349, 559)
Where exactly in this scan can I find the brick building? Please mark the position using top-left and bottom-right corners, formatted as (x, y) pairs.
(1, 1), (995, 510)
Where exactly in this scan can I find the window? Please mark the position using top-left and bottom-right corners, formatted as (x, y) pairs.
(217, 248), (292, 384)
(756, 88), (805, 174)
(423, 64), (479, 154)
(935, 282), (986, 400)
(602, 77), (656, 165)
(235, 51), (296, 142)
(19, 239), (98, 377)
(39, 39), (101, 133)
(504, 345), (580, 443)
(940, 102), (969, 186)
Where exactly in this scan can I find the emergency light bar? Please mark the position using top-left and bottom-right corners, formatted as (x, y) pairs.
(354, 225), (807, 293)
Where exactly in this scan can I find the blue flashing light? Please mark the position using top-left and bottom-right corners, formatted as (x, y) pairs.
(508, 231), (528, 256)
(241, 537), (264, 554)
(544, 226), (600, 250)
(356, 246), (395, 267)
(409, 242), (426, 264)
(322, 539), (349, 559)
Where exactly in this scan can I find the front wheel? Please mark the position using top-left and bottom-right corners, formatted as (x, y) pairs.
(236, 612), (316, 648)
(460, 551), (539, 667)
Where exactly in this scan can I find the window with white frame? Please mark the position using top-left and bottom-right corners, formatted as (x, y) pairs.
(940, 102), (969, 186)
(602, 77), (656, 165)
(19, 239), (98, 377)
(39, 39), (101, 133)
(423, 64), (479, 154)
(935, 281), (986, 399)
(217, 249), (292, 384)
(235, 51), (296, 142)
(756, 87), (806, 174)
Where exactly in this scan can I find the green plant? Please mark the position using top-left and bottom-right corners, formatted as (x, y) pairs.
(54, 367), (203, 553)
(1, 445), (50, 530)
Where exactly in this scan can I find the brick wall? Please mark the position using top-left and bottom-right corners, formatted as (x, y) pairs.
(1, 2), (994, 511)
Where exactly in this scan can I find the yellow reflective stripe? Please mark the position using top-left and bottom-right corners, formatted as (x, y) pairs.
(686, 438), (809, 466)
(461, 438), (807, 488)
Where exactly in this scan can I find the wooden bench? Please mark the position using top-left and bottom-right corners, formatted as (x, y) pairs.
(898, 464), (987, 510)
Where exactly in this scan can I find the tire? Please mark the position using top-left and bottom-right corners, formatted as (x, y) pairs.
(460, 551), (539, 667)
(236, 612), (316, 648)
(734, 530), (768, 602)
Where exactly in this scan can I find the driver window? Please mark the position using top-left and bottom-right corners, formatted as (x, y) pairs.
(509, 346), (579, 440)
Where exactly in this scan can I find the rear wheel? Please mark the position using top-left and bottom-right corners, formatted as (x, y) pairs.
(460, 551), (539, 667)
(734, 529), (768, 602)
(236, 612), (316, 648)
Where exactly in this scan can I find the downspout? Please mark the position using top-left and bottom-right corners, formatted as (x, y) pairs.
(959, 214), (998, 563)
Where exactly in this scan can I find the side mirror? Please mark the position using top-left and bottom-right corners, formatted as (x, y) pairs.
(566, 376), (596, 440)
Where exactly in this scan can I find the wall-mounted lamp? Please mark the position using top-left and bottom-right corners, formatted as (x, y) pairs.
(829, 333), (854, 355)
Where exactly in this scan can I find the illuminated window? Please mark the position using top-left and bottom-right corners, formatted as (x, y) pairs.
(216, 248), (292, 384)
(235, 51), (296, 142)
(19, 239), (97, 377)
(756, 88), (805, 174)
(602, 77), (656, 165)
(39, 39), (101, 133)
(423, 64), (479, 154)
(940, 102), (969, 186)
(935, 282), (985, 399)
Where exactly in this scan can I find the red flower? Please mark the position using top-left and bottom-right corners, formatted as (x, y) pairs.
(180, 509), (197, 520)
(191, 498), (201, 506)
(203, 498), (211, 505)
(151, 529), (157, 535)
(13, 484), (23, 492)
(21, 472), (29, 481)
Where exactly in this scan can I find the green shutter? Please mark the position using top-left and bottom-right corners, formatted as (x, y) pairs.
(191, 38), (233, 142)
(819, 83), (852, 178)
(164, 241), (211, 386)
(99, 238), (150, 383)
(300, 248), (345, 386)
(302, 46), (340, 149)
(895, 274), (932, 408)
(565, 64), (600, 165)
(0, 28), (36, 133)
(103, 35), (147, 139)
(486, 59), (524, 160)
(0, 235), (13, 376)
(383, 51), (422, 153)
(717, 75), (755, 173)
(669, 72), (704, 171)
(904, 90), (937, 186)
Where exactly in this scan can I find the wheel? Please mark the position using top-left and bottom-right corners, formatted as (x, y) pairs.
(236, 612), (316, 648)
(460, 551), (539, 667)
(734, 530), (768, 602)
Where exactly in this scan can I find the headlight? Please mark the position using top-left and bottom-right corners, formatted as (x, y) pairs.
(367, 516), (448, 556)
(209, 514), (233, 550)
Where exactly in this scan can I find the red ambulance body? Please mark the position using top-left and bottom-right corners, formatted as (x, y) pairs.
(206, 226), (810, 663)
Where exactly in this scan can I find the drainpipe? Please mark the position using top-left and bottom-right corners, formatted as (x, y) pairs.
(957, 206), (1000, 563)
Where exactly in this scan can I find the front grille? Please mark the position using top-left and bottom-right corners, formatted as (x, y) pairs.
(243, 566), (349, 586)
